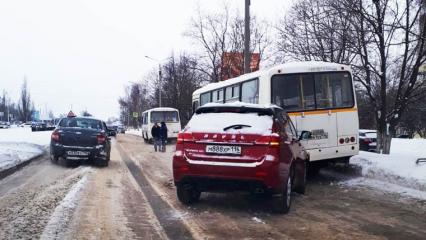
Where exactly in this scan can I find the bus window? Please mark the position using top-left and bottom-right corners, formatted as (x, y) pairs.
(241, 79), (259, 104)
(315, 73), (353, 109)
(225, 85), (240, 102)
(151, 111), (179, 123)
(212, 89), (224, 103)
(271, 74), (314, 111)
(200, 92), (211, 106)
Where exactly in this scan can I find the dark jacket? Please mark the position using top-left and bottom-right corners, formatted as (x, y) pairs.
(159, 123), (168, 140)
(151, 125), (160, 138)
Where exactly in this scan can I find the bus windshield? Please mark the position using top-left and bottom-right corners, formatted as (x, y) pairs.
(271, 72), (354, 111)
(150, 111), (179, 123)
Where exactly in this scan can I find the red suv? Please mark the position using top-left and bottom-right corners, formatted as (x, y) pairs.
(173, 103), (308, 213)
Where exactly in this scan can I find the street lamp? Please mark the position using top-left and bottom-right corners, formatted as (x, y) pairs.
(145, 55), (173, 108)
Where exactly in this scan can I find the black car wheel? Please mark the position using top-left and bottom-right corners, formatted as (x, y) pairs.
(176, 183), (201, 205)
(272, 167), (293, 214)
(95, 158), (109, 167)
(50, 154), (58, 163)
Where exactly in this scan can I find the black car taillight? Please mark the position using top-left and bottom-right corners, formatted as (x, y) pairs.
(97, 134), (106, 144)
(51, 130), (60, 142)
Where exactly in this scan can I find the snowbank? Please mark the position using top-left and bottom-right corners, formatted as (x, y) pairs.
(0, 142), (44, 171)
(0, 127), (52, 145)
(0, 127), (51, 173)
(390, 138), (426, 158)
(351, 151), (426, 192)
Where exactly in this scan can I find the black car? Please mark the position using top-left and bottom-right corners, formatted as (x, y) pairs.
(31, 122), (47, 131)
(107, 125), (118, 136)
(50, 116), (112, 167)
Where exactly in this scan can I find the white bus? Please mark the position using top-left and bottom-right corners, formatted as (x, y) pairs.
(192, 61), (359, 165)
(141, 107), (182, 142)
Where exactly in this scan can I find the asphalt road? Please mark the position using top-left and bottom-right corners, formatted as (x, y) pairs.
(0, 134), (425, 240)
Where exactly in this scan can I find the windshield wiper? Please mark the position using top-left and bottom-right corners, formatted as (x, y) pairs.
(223, 124), (252, 131)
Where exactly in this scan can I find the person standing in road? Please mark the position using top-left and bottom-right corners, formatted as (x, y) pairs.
(159, 121), (168, 152)
(151, 122), (161, 152)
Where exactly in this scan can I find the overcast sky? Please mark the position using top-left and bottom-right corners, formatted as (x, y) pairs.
(0, 0), (290, 120)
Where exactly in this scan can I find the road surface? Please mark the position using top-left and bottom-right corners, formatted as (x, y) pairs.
(0, 134), (425, 239)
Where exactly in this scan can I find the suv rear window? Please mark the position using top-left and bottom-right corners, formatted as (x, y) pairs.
(59, 118), (103, 130)
(187, 107), (273, 134)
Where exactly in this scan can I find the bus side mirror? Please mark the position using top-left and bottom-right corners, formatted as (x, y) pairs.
(299, 130), (311, 141)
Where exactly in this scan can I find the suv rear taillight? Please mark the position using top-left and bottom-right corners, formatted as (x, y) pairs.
(51, 130), (60, 142)
(176, 132), (194, 144)
(255, 134), (280, 148)
(97, 134), (106, 144)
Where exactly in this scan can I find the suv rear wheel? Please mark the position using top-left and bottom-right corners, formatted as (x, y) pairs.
(272, 167), (293, 214)
(294, 160), (307, 194)
(177, 184), (201, 205)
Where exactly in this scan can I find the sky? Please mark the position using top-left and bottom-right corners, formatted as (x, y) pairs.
(0, 0), (290, 120)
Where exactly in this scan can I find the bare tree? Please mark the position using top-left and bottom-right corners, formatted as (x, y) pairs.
(160, 53), (205, 125)
(18, 79), (33, 122)
(275, 0), (356, 63)
(186, 3), (272, 82)
(277, 0), (426, 153)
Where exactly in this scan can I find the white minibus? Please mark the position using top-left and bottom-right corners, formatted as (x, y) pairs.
(141, 107), (182, 142)
(192, 61), (359, 165)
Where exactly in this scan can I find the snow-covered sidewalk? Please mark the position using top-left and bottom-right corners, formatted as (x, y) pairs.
(349, 138), (426, 197)
(0, 127), (52, 172)
(126, 128), (142, 137)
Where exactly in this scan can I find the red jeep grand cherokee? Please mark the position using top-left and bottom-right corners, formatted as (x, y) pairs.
(173, 103), (309, 213)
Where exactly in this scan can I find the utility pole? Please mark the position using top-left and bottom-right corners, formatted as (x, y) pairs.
(146, 55), (170, 108)
(158, 63), (162, 107)
(244, 0), (251, 74)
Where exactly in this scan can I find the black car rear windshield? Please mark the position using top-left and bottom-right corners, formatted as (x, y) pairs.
(59, 118), (103, 130)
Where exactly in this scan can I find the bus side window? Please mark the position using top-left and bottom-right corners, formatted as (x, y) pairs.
(225, 85), (240, 103)
(200, 92), (211, 106)
(241, 79), (259, 104)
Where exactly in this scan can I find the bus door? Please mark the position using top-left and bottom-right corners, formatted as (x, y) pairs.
(295, 112), (338, 150)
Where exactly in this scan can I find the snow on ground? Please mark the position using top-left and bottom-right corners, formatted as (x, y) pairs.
(349, 138), (426, 195)
(343, 178), (426, 200)
(390, 138), (426, 158)
(0, 143), (45, 171)
(0, 126), (52, 172)
(0, 126), (52, 145)
(40, 170), (91, 240)
(126, 128), (142, 137)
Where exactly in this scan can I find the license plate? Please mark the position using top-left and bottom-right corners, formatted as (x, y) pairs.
(67, 150), (89, 156)
(206, 145), (241, 155)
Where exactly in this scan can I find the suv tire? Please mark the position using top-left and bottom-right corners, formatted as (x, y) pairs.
(272, 168), (293, 214)
(294, 160), (307, 194)
(177, 184), (201, 205)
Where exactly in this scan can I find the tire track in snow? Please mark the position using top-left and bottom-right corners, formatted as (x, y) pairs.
(40, 169), (92, 240)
